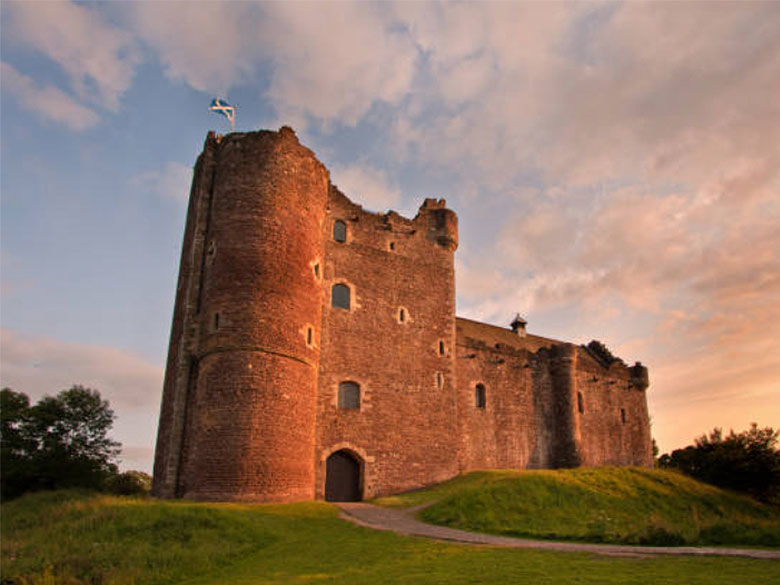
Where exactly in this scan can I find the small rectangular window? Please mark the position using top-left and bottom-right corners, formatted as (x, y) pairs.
(475, 384), (486, 409)
(338, 382), (360, 410)
(332, 284), (350, 309)
(333, 220), (347, 242)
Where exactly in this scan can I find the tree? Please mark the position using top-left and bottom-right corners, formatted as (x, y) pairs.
(659, 424), (780, 504)
(0, 386), (121, 500)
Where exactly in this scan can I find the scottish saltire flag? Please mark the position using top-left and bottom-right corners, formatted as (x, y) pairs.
(209, 98), (236, 130)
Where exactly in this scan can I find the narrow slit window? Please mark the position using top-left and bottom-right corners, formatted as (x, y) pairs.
(338, 381), (360, 410)
(399, 308), (405, 323)
(577, 392), (584, 414)
(313, 262), (320, 278)
(213, 312), (220, 331)
(307, 327), (313, 346)
(331, 284), (350, 309)
(620, 408), (627, 424)
(333, 220), (347, 243)
(439, 340), (445, 356)
(436, 372), (444, 388)
(388, 241), (395, 251)
(475, 384), (486, 409)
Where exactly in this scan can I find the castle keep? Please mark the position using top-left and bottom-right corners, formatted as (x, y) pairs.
(152, 127), (652, 502)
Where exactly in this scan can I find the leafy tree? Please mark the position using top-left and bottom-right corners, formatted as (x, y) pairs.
(0, 386), (121, 500)
(659, 423), (780, 504)
(1, 388), (35, 499)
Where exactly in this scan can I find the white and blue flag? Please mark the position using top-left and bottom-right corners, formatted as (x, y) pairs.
(209, 98), (236, 131)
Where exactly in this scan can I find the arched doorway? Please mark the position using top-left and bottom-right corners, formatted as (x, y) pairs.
(325, 450), (362, 502)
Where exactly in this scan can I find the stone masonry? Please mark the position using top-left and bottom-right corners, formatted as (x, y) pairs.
(152, 127), (653, 502)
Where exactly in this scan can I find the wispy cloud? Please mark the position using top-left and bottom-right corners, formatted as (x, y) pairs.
(0, 329), (163, 472)
(330, 164), (402, 213)
(134, 161), (193, 203)
(1, 62), (100, 130)
(3, 0), (139, 111)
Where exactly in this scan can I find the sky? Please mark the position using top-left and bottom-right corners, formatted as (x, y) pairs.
(1, 1), (778, 473)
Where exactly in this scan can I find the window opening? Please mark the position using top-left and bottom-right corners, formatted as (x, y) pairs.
(333, 220), (347, 243)
(475, 383), (486, 409)
(436, 372), (444, 389)
(399, 308), (406, 323)
(338, 381), (360, 410)
(388, 241), (395, 251)
(213, 312), (220, 331)
(439, 340), (445, 356)
(620, 408), (627, 424)
(307, 327), (313, 346)
(313, 262), (320, 278)
(577, 392), (584, 414)
(331, 283), (351, 309)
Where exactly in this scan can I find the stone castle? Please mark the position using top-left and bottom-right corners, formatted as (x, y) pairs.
(151, 127), (652, 502)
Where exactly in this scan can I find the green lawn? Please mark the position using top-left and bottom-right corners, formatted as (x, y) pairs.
(2, 489), (780, 585)
(374, 468), (780, 547)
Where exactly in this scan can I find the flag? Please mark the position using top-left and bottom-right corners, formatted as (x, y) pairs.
(209, 98), (236, 130)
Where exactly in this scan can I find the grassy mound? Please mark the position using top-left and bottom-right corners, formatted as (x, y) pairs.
(375, 468), (780, 547)
(0, 489), (282, 584)
(2, 488), (779, 585)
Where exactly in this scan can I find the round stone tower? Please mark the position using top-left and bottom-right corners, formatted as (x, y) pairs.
(153, 127), (329, 501)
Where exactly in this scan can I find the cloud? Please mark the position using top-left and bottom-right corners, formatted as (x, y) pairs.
(330, 164), (402, 212)
(0, 329), (163, 473)
(134, 161), (193, 203)
(0, 329), (163, 410)
(1, 62), (100, 130)
(261, 3), (418, 126)
(3, 0), (139, 111)
(121, 2), (259, 94)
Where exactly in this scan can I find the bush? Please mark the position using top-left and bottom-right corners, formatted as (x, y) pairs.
(104, 471), (152, 496)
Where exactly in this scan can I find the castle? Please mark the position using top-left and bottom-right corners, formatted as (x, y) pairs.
(151, 127), (653, 503)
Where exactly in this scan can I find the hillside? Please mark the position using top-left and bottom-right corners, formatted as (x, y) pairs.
(374, 467), (780, 547)
(2, 487), (779, 584)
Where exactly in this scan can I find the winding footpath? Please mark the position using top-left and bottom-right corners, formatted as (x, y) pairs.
(337, 503), (780, 560)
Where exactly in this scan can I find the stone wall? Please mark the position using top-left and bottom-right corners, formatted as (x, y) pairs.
(315, 189), (460, 498)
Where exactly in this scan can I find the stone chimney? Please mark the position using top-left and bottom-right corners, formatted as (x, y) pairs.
(510, 314), (527, 337)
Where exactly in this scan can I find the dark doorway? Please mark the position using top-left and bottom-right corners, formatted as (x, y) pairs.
(325, 450), (362, 502)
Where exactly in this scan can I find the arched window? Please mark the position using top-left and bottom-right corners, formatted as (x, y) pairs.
(331, 283), (350, 309)
(475, 383), (486, 409)
(333, 220), (347, 242)
(338, 381), (360, 410)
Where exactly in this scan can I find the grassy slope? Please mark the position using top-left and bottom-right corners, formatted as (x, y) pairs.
(374, 468), (780, 547)
(2, 490), (780, 585)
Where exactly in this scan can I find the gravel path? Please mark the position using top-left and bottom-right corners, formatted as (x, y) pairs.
(337, 502), (780, 560)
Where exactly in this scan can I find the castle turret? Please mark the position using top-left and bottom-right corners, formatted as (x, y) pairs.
(153, 127), (329, 501)
(549, 343), (582, 468)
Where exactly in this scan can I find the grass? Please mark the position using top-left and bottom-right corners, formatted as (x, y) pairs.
(374, 467), (780, 547)
(1, 484), (779, 585)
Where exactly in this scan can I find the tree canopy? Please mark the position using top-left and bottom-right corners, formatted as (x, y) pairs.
(1, 386), (121, 500)
(659, 423), (780, 504)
